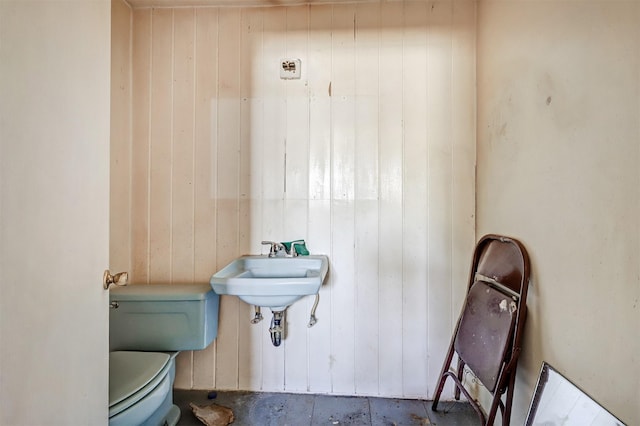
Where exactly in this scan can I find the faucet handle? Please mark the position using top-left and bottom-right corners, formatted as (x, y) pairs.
(261, 241), (284, 257)
(287, 240), (308, 256)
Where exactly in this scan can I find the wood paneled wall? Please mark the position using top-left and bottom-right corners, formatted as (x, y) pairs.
(111, 0), (132, 276)
(125, 0), (475, 398)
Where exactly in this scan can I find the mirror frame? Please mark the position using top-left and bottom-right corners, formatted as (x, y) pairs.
(525, 362), (626, 426)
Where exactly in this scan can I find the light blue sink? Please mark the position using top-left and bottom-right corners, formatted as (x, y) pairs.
(210, 255), (329, 311)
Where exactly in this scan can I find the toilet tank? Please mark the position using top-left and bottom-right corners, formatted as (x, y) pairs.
(109, 283), (219, 352)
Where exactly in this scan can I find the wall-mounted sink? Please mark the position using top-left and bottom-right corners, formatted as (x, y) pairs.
(209, 255), (329, 311)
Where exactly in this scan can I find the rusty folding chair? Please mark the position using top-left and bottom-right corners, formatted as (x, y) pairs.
(432, 234), (531, 426)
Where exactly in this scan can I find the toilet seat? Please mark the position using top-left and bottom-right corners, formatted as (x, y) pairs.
(109, 351), (172, 425)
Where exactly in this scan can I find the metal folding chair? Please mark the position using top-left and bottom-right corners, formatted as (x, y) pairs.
(432, 234), (531, 425)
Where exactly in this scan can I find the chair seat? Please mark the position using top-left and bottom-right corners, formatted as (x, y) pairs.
(109, 351), (171, 417)
(454, 281), (517, 392)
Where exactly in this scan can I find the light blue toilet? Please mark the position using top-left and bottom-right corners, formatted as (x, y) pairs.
(108, 283), (219, 426)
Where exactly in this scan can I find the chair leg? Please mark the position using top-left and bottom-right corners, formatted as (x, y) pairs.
(501, 371), (517, 426)
(485, 368), (517, 426)
(431, 374), (448, 411)
(431, 344), (457, 411)
(454, 358), (465, 401)
(497, 354), (520, 426)
(485, 392), (501, 426)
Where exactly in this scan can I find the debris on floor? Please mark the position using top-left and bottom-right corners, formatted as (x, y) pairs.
(411, 413), (431, 425)
(189, 402), (234, 426)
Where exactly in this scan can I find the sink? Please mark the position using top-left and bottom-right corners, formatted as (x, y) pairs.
(209, 255), (329, 311)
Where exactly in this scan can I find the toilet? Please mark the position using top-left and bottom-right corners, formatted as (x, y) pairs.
(108, 283), (220, 426)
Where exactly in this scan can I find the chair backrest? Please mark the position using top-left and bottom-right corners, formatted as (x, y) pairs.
(453, 235), (530, 392)
(475, 237), (528, 296)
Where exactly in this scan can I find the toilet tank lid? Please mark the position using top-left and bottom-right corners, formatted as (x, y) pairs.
(110, 283), (214, 301)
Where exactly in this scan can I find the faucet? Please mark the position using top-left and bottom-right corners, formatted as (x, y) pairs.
(261, 240), (300, 257)
(286, 240), (306, 257)
(261, 241), (287, 258)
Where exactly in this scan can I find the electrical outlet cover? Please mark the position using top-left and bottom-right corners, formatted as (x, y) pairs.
(280, 58), (301, 79)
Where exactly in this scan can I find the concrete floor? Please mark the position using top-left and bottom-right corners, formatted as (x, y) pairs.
(174, 390), (479, 426)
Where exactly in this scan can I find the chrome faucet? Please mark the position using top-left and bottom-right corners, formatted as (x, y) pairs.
(261, 241), (287, 257)
(261, 240), (300, 257)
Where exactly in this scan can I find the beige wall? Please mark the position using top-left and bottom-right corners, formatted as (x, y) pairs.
(477, 1), (640, 424)
(116, 1), (476, 398)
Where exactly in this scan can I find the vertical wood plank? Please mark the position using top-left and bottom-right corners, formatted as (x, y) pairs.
(330, 2), (357, 395)
(149, 8), (173, 283)
(192, 6), (219, 391)
(131, 8), (151, 284)
(353, 1), (380, 396)
(238, 8), (253, 259)
(110, 0), (131, 275)
(260, 6), (288, 391)
(426, 0), (455, 398)
(261, 4), (287, 254)
(378, 1), (404, 397)
(238, 7), (264, 391)
(447, 0), (476, 397)
(170, 9), (197, 389)
(307, 200), (332, 393)
(307, 3), (333, 394)
(401, 0), (429, 398)
(284, 6), (310, 204)
(245, 6), (266, 256)
(308, 9), (332, 203)
(450, 0), (476, 330)
(283, 4), (311, 393)
(331, 4), (356, 203)
(171, 9), (196, 284)
(215, 7), (242, 390)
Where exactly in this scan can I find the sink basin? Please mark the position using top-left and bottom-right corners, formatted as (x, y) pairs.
(209, 255), (329, 311)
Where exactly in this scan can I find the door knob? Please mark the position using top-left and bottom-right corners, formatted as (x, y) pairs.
(103, 270), (128, 290)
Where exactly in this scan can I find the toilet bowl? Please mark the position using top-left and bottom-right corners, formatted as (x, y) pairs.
(109, 283), (219, 426)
